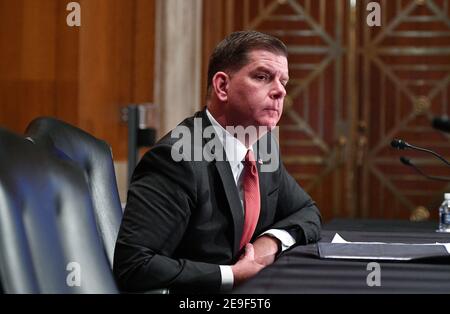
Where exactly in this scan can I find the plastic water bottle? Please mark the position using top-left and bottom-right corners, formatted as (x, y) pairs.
(438, 193), (450, 232)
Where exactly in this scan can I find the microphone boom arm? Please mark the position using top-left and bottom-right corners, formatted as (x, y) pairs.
(400, 157), (450, 182)
(391, 138), (450, 167)
(407, 143), (450, 167)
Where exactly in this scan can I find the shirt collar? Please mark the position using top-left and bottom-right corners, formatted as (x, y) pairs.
(205, 108), (250, 166)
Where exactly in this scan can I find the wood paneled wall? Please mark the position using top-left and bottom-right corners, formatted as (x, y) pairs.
(202, 0), (237, 102)
(202, 0), (450, 221)
(0, 0), (155, 160)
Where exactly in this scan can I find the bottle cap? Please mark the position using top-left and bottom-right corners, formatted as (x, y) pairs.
(445, 193), (450, 200)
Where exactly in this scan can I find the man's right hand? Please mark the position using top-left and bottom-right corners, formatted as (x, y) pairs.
(231, 243), (265, 287)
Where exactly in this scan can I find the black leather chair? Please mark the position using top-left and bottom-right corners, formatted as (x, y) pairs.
(25, 117), (123, 267)
(0, 127), (118, 293)
(25, 118), (169, 294)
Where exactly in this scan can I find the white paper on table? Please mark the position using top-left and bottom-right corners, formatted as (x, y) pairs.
(331, 233), (450, 254)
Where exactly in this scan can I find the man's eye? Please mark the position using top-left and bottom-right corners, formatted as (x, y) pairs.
(256, 75), (268, 81)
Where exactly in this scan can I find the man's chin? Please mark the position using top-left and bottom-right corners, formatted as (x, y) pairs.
(257, 119), (279, 130)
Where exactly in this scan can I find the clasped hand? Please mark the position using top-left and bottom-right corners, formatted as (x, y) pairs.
(231, 235), (280, 287)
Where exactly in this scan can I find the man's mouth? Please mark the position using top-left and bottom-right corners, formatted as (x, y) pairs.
(264, 108), (279, 114)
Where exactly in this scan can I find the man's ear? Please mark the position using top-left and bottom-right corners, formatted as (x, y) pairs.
(212, 72), (229, 102)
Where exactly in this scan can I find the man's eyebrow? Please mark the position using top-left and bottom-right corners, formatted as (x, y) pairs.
(252, 66), (289, 80)
(252, 66), (272, 73)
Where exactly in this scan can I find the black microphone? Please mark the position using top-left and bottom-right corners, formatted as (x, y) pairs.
(391, 138), (450, 167)
(391, 139), (410, 150)
(399, 156), (450, 182)
(432, 116), (450, 133)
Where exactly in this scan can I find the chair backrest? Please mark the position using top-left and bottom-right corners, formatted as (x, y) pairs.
(25, 117), (123, 267)
(0, 127), (118, 293)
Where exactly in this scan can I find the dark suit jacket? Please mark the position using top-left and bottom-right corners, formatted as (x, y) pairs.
(113, 109), (322, 293)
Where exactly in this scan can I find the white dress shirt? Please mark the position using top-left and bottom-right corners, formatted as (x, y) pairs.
(205, 109), (296, 291)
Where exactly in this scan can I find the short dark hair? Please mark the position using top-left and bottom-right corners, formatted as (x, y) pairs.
(206, 30), (288, 98)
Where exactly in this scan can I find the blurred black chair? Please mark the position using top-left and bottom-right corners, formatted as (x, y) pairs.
(25, 117), (123, 267)
(0, 127), (118, 293)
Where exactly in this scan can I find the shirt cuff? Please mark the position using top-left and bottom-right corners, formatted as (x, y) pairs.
(260, 229), (296, 252)
(219, 265), (234, 292)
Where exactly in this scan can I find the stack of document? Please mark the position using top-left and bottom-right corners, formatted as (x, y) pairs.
(318, 233), (450, 261)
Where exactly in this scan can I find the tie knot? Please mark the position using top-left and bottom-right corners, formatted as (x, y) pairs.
(245, 150), (256, 164)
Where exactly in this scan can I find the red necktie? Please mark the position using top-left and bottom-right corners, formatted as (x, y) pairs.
(239, 150), (261, 250)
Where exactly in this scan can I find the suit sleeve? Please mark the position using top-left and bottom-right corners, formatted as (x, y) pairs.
(113, 144), (222, 293)
(270, 161), (322, 245)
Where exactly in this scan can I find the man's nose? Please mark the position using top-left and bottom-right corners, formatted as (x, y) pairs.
(269, 81), (286, 100)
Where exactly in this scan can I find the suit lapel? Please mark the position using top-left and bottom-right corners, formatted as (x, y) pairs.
(214, 161), (244, 257)
(200, 110), (243, 257)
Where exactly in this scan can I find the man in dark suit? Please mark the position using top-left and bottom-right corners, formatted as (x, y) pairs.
(113, 31), (322, 293)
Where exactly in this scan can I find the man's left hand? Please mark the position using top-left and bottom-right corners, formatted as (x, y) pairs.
(252, 235), (280, 266)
